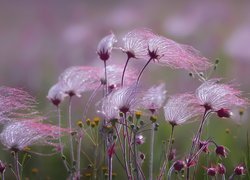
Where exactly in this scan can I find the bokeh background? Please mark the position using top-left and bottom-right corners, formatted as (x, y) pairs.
(0, 0), (250, 179)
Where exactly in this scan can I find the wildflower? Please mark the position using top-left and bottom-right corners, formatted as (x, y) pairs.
(141, 83), (167, 113)
(196, 79), (247, 113)
(47, 83), (67, 106)
(215, 145), (228, 158)
(107, 84), (141, 114)
(58, 66), (100, 97)
(164, 93), (203, 126)
(122, 28), (155, 59)
(206, 167), (217, 176)
(135, 134), (145, 145)
(147, 35), (211, 71)
(97, 32), (117, 61)
(217, 163), (226, 175)
(173, 160), (186, 171)
(234, 164), (245, 175)
(0, 121), (67, 152)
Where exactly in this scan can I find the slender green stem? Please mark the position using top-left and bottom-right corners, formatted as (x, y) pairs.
(14, 152), (21, 180)
(1, 172), (5, 180)
(57, 107), (70, 171)
(158, 125), (175, 180)
(68, 97), (75, 167)
(149, 123), (155, 180)
(76, 132), (82, 179)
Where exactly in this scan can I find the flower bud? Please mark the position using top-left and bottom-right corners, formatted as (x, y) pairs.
(173, 160), (185, 171)
(215, 145), (228, 158)
(217, 108), (232, 118)
(217, 163), (226, 175)
(207, 167), (217, 176)
(135, 134), (145, 145)
(234, 165), (245, 175)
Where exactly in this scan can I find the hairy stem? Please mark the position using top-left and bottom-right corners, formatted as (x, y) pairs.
(149, 123), (155, 180)
(68, 97), (75, 168)
(14, 152), (21, 180)
(57, 107), (70, 171)
(158, 125), (175, 180)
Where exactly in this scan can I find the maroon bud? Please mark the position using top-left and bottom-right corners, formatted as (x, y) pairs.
(234, 165), (245, 175)
(199, 141), (209, 153)
(173, 160), (185, 171)
(0, 160), (5, 174)
(217, 163), (226, 174)
(168, 149), (176, 161)
(215, 145), (228, 158)
(207, 167), (217, 176)
(217, 108), (232, 118)
(135, 135), (145, 145)
(98, 50), (110, 61)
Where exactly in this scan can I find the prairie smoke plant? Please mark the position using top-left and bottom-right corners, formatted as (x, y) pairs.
(122, 28), (155, 59)
(0, 121), (66, 152)
(47, 83), (67, 106)
(121, 28), (156, 86)
(164, 93), (203, 126)
(142, 83), (167, 114)
(97, 32), (117, 61)
(58, 66), (100, 97)
(106, 84), (141, 114)
(147, 35), (211, 71)
(195, 79), (248, 116)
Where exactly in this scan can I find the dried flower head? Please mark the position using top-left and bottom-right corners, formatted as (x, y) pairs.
(122, 28), (155, 59)
(58, 66), (100, 97)
(142, 83), (167, 113)
(147, 35), (211, 71)
(106, 84), (142, 114)
(0, 121), (67, 151)
(196, 79), (247, 113)
(164, 93), (203, 126)
(0, 87), (42, 124)
(97, 33), (117, 61)
(47, 83), (67, 106)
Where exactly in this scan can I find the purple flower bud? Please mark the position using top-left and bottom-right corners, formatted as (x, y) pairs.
(234, 165), (245, 175)
(215, 145), (228, 158)
(173, 160), (185, 171)
(217, 163), (226, 175)
(207, 167), (217, 176)
(217, 108), (232, 118)
(135, 134), (145, 145)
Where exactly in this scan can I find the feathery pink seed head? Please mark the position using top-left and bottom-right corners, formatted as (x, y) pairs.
(164, 93), (203, 126)
(123, 28), (156, 59)
(142, 83), (167, 113)
(97, 32), (117, 61)
(47, 83), (67, 106)
(196, 79), (248, 112)
(58, 66), (100, 97)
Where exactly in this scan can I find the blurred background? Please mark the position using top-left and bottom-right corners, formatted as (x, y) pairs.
(0, 0), (250, 179)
